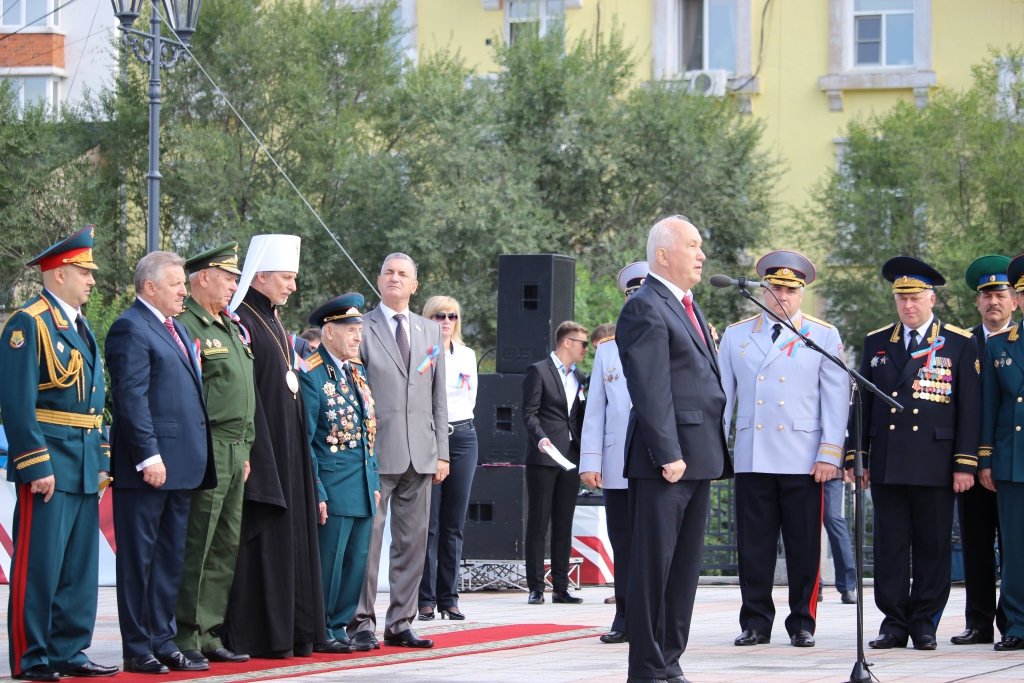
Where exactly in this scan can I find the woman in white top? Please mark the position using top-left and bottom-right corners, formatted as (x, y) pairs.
(418, 296), (478, 620)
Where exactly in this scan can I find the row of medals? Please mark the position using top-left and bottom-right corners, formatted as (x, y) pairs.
(324, 380), (362, 453)
(912, 357), (952, 403)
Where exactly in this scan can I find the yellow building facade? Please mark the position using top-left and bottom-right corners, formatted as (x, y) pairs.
(408, 0), (1024, 233)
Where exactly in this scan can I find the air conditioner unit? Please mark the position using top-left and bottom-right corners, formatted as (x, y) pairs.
(684, 70), (730, 98)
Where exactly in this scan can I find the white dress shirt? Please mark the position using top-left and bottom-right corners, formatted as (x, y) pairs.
(379, 301), (412, 342)
(444, 343), (478, 422)
(985, 319), (1014, 337)
(45, 288), (82, 328)
(541, 352), (580, 448)
(135, 296), (176, 471)
(646, 271), (691, 302)
(903, 316), (935, 350)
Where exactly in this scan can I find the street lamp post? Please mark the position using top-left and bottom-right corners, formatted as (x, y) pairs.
(110, 0), (202, 253)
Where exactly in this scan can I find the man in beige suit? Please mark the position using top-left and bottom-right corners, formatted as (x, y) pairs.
(348, 253), (450, 649)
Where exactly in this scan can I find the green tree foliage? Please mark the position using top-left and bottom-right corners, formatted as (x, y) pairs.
(0, 0), (777, 352)
(807, 49), (1024, 354)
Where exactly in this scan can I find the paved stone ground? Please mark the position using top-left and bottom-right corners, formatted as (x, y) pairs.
(1, 584), (1021, 682)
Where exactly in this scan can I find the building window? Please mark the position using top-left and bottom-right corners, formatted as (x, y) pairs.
(679, 0), (736, 74)
(3, 76), (59, 113)
(853, 0), (913, 67)
(2, 0), (59, 28)
(507, 0), (564, 44)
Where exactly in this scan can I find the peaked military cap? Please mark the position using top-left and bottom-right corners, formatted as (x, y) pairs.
(965, 255), (1012, 292)
(1007, 254), (1024, 293)
(186, 241), (242, 275)
(309, 293), (365, 327)
(756, 250), (816, 287)
(26, 224), (98, 271)
(617, 261), (649, 293)
(882, 256), (945, 294)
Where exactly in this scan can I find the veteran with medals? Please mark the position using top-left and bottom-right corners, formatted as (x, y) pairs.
(951, 256), (1013, 646)
(300, 294), (381, 654)
(223, 235), (330, 658)
(978, 254), (1024, 651)
(720, 251), (849, 649)
(846, 257), (981, 651)
(172, 243), (256, 664)
(0, 227), (118, 681)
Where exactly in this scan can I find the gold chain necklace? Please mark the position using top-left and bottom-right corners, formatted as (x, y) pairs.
(242, 301), (299, 397)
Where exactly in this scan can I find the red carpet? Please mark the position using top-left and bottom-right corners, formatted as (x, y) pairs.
(114, 623), (597, 682)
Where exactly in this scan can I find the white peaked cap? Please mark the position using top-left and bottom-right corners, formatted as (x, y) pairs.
(229, 234), (302, 312)
(617, 261), (649, 293)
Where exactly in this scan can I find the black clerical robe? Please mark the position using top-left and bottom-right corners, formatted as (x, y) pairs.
(223, 289), (326, 656)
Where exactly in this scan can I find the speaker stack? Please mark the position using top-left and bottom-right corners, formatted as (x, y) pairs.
(462, 254), (575, 561)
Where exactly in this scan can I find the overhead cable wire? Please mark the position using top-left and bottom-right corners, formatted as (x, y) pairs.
(165, 18), (381, 299)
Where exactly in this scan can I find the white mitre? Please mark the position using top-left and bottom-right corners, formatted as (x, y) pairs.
(229, 234), (301, 312)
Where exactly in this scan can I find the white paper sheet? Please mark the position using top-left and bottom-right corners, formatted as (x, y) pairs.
(542, 443), (577, 471)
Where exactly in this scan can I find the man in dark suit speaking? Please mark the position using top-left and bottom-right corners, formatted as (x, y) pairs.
(617, 216), (733, 683)
(522, 320), (589, 606)
(106, 251), (216, 674)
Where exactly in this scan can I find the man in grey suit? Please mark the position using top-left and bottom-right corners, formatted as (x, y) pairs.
(348, 253), (450, 649)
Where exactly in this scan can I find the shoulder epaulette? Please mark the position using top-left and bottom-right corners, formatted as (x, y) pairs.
(727, 315), (759, 328)
(803, 314), (834, 329)
(991, 326), (1013, 337)
(305, 352), (323, 369)
(596, 336), (615, 345)
(943, 324), (974, 339)
(867, 323), (895, 336)
(22, 299), (49, 318)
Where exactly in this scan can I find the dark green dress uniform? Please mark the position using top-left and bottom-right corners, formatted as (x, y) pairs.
(957, 255), (1011, 643)
(299, 294), (380, 644)
(978, 254), (1024, 649)
(173, 244), (257, 656)
(845, 257), (981, 649)
(0, 227), (111, 677)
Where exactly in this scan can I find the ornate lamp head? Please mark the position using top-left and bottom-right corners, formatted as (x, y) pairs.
(161, 0), (203, 46)
(110, 0), (144, 29)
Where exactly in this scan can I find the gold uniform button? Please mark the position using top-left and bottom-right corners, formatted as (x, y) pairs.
(889, 425), (895, 430)
(891, 408), (896, 414)
(758, 400), (763, 405)
(778, 425), (784, 431)
(89, 407), (96, 414)
(758, 376), (764, 381)
(92, 387), (96, 392)
(756, 425), (763, 430)
(1017, 426), (1021, 432)
(780, 377), (786, 382)
(779, 401), (785, 406)
(913, 409), (919, 414)
(87, 429), (92, 434)
(1018, 397), (1022, 403)
(912, 426), (918, 432)
(892, 392), (898, 397)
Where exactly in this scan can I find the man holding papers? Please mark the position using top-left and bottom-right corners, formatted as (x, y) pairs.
(522, 321), (589, 606)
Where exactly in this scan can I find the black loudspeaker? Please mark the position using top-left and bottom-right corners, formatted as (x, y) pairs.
(475, 373), (528, 465)
(462, 465), (527, 560)
(496, 254), (576, 374)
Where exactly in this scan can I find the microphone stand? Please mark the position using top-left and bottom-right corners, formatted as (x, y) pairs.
(730, 284), (901, 683)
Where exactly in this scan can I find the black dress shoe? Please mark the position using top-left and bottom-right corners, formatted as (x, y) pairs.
(159, 651), (210, 671)
(791, 630), (815, 647)
(418, 607), (435, 620)
(913, 635), (937, 650)
(995, 635), (1024, 651)
(869, 633), (907, 649)
(600, 630), (628, 644)
(841, 590), (858, 604)
(314, 639), (356, 654)
(13, 665), (60, 682)
(351, 631), (380, 650)
(123, 654), (169, 674)
(734, 629), (770, 646)
(667, 677), (692, 683)
(625, 677), (668, 683)
(528, 590), (545, 604)
(62, 661), (120, 677)
(179, 649), (209, 664)
(203, 647), (250, 663)
(951, 628), (994, 645)
(551, 590), (583, 604)
(383, 630), (434, 648)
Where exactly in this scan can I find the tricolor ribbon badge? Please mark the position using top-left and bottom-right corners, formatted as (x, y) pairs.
(777, 323), (811, 356)
(192, 338), (203, 376)
(457, 372), (472, 391)
(289, 334), (311, 372)
(910, 335), (945, 368)
(418, 345), (441, 375)
(224, 307), (251, 344)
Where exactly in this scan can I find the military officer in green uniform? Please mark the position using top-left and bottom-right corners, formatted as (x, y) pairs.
(0, 226), (119, 681)
(978, 253), (1024, 651)
(172, 243), (256, 665)
(300, 293), (380, 653)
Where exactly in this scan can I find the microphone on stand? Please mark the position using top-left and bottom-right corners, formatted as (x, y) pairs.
(708, 274), (765, 289)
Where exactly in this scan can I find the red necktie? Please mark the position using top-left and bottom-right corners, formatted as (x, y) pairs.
(682, 294), (707, 347)
(163, 318), (189, 357)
